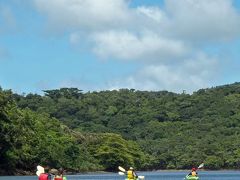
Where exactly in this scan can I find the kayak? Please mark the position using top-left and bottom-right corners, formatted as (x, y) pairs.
(185, 175), (199, 180)
(125, 178), (144, 180)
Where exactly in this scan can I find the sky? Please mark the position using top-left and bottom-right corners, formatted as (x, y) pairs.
(0, 0), (240, 94)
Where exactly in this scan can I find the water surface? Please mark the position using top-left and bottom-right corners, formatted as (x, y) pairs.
(1, 171), (240, 180)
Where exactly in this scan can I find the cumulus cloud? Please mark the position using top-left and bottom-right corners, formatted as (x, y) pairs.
(33, 0), (240, 47)
(34, 0), (133, 31)
(92, 30), (188, 61)
(136, 6), (166, 23)
(31, 0), (240, 92)
(164, 0), (240, 41)
(107, 53), (219, 93)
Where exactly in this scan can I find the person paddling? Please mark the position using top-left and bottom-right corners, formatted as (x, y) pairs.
(54, 168), (67, 180)
(38, 166), (52, 180)
(188, 167), (198, 177)
(127, 167), (138, 180)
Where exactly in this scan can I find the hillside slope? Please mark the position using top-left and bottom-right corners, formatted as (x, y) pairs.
(6, 83), (240, 171)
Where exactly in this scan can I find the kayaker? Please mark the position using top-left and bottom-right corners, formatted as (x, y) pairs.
(39, 167), (52, 180)
(38, 173), (51, 180)
(55, 168), (67, 180)
(127, 167), (138, 180)
(188, 167), (198, 176)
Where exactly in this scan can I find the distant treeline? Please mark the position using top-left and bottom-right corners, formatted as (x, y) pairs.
(1, 83), (240, 174)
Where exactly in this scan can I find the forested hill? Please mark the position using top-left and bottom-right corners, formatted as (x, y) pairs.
(1, 83), (240, 174)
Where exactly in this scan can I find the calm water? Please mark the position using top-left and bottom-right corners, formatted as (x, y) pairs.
(0, 171), (240, 180)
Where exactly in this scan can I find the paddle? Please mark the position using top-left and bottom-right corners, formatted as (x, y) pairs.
(118, 166), (126, 172)
(137, 175), (145, 179)
(36, 165), (45, 176)
(118, 171), (125, 175)
(197, 163), (204, 169)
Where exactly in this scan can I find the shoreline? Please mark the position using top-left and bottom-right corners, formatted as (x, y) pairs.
(1, 169), (240, 176)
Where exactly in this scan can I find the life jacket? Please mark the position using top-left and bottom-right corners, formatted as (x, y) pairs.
(39, 173), (51, 180)
(191, 171), (197, 176)
(54, 177), (63, 180)
(127, 170), (134, 180)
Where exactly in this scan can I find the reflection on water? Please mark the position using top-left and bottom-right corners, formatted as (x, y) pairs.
(1, 171), (240, 180)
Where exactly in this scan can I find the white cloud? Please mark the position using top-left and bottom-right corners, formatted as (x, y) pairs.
(164, 0), (240, 41)
(107, 53), (219, 93)
(92, 30), (188, 61)
(31, 0), (240, 92)
(33, 0), (240, 46)
(136, 6), (166, 23)
(34, 0), (132, 31)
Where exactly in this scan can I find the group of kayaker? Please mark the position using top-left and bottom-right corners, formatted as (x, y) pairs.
(38, 164), (201, 180)
(38, 167), (67, 180)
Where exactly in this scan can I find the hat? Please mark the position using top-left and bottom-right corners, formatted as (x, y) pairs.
(50, 168), (59, 175)
(192, 167), (196, 171)
(130, 167), (134, 170)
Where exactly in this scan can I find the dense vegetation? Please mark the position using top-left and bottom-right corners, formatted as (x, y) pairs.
(1, 82), (240, 174)
(0, 88), (145, 175)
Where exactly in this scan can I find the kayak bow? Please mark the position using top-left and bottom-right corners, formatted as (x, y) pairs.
(185, 175), (199, 180)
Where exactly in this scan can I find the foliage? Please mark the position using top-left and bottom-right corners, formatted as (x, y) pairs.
(87, 133), (147, 171)
(2, 83), (240, 174)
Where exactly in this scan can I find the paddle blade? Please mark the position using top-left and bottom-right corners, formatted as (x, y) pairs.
(36, 165), (44, 176)
(36, 170), (41, 176)
(138, 175), (145, 179)
(198, 163), (204, 169)
(118, 166), (126, 172)
(118, 171), (125, 175)
(37, 165), (44, 172)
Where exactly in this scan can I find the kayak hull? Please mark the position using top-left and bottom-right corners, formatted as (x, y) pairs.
(125, 176), (144, 180)
(185, 175), (199, 180)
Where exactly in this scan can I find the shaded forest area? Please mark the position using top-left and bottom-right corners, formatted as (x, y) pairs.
(1, 82), (240, 175)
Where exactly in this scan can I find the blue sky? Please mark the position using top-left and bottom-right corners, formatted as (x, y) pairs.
(0, 0), (240, 94)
